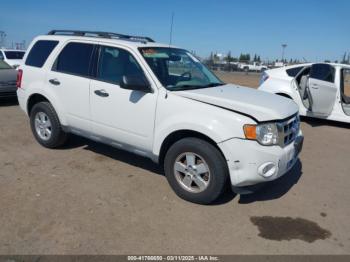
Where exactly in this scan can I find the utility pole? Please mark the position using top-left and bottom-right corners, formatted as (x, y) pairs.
(0, 31), (6, 47)
(169, 12), (174, 46)
(281, 44), (287, 62)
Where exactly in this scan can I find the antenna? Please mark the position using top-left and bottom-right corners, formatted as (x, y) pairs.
(169, 12), (174, 46)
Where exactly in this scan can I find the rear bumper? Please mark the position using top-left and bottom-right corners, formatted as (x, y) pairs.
(0, 86), (17, 98)
(218, 131), (303, 189)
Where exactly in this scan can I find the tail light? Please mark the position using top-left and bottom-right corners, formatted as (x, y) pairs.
(16, 69), (23, 88)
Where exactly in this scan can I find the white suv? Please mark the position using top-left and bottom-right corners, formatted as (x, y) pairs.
(17, 30), (303, 204)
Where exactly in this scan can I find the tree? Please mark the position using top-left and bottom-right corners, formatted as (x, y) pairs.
(226, 51), (232, 62)
(239, 53), (250, 62)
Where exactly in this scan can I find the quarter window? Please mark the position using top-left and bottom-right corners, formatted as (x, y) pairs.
(97, 46), (145, 84)
(286, 66), (304, 77)
(54, 42), (94, 77)
(310, 64), (335, 83)
(25, 40), (58, 68)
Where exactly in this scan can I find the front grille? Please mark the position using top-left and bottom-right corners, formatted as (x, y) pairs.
(277, 114), (300, 147)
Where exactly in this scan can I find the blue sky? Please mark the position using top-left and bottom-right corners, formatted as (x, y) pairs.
(1, 0), (349, 61)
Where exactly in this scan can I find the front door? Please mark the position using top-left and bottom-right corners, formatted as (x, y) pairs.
(90, 45), (157, 152)
(308, 63), (337, 115)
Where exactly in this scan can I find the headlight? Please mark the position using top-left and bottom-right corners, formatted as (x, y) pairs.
(244, 123), (279, 146)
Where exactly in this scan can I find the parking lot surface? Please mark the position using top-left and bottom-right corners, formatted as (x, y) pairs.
(0, 72), (349, 254)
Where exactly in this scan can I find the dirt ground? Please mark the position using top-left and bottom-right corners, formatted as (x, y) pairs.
(0, 72), (349, 255)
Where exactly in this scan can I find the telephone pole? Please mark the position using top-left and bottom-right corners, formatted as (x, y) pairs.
(281, 44), (287, 62)
(0, 31), (6, 47)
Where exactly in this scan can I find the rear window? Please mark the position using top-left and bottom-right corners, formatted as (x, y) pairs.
(286, 66), (304, 77)
(25, 40), (59, 68)
(4, 51), (25, 60)
(53, 42), (94, 77)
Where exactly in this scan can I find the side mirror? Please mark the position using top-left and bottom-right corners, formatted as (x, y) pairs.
(120, 75), (152, 93)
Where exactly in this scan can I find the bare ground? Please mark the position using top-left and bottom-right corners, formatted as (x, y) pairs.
(0, 73), (349, 254)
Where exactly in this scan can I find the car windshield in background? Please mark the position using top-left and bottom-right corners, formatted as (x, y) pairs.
(0, 60), (12, 69)
(139, 47), (223, 91)
(4, 51), (25, 59)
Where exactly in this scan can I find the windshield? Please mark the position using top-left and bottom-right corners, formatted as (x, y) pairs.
(139, 47), (223, 91)
(0, 60), (12, 69)
(4, 51), (25, 60)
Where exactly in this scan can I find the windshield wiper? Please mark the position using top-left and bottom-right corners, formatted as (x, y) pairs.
(202, 83), (225, 88)
(170, 83), (225, 91)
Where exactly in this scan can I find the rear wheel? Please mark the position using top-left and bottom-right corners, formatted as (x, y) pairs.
(30, 102), (68, 148)
(164, 137), (229, 204)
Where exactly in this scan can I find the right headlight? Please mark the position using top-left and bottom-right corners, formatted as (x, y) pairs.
(244, 122), (279, 146)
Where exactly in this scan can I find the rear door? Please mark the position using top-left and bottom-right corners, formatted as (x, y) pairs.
(46, 41), (95, 130)
(308, 63), (337, 115)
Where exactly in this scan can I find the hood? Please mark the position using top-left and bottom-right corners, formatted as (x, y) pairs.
(173, 84), (298, 122)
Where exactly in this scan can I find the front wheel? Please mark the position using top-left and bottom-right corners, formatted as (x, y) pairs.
(164, 138), (229, 204)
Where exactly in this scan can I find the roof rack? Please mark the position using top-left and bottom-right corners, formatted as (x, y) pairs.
(47, 30), (155, 43)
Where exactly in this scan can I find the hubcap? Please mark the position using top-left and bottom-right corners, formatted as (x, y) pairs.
(174, 152), (210, 193)
(34, 112), (52, 141)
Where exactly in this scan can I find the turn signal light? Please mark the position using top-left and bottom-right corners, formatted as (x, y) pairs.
(243, 124), (257, 140)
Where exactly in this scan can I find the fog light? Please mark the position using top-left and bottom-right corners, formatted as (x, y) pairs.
(258, 162), (277, 178)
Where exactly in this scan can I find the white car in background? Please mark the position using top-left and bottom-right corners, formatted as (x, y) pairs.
(0, 49), (26, 69)
(259, 63), (350, 123)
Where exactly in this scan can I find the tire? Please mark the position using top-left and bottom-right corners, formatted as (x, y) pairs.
(30, 101), (68, 148)
(164, 137), (229, 204)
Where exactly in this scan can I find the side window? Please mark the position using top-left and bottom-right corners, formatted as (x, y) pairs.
(310, 64), (335, 83)
(342, 69), (350, 98)
(25, 40), (58, 67)
(286, 66), (304, 77)
(97, 46), (145, 85)
(54, 42), (94, 77)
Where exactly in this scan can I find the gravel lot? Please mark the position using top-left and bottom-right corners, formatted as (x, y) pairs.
(0, 72), (349, 254)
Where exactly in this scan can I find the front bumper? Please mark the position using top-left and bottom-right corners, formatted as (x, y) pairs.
(218, 131), (303, 190)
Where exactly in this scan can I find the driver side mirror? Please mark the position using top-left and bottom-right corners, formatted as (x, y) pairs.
(120, 75), (152, 93)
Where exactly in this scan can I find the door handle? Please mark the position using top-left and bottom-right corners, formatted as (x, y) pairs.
(311, 84), (319, 89)
(49, 78), (60, 85)
(94, 89), (109, 97)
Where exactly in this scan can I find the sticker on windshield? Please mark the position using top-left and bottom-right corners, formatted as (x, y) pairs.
(142, 49), (169, 58)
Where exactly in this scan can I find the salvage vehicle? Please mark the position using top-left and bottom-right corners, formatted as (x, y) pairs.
(259, 63), (350, 123)
(0, 49), (25, 69)
(0, 60), (17, 98)
(17, 30), (303, 204)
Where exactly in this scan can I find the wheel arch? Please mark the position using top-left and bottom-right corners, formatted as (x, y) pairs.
(27, 93), (50, 115)
(157, 129), (225, 166)
(26, 92), (68, 126)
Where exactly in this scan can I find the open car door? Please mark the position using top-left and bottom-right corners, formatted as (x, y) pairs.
(308, 63), (337, 115)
